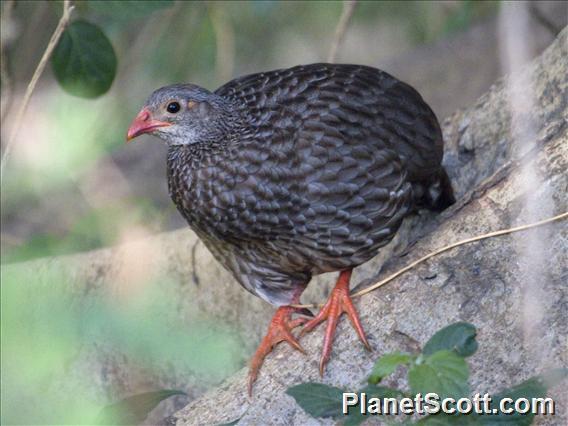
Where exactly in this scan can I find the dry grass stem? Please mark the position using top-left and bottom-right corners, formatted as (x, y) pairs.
(327, 0), (358, 63)
(1, 0), (74, 181)
(292, 211), (568, 309)
(209, 4), (235, 84)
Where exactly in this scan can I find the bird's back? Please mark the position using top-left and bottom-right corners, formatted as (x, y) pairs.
(216, 63), (448, 186)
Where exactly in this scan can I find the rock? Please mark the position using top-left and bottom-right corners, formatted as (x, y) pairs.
(169, 27), (568, 425)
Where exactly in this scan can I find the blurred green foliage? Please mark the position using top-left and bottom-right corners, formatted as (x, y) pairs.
(96, 389), (186, 425)
(87, 0), (174, 20)
(3, 199), (164, 264)
(1, 264), (244, 424)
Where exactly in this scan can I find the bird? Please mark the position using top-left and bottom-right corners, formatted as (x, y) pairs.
(126, 63), (455, 395)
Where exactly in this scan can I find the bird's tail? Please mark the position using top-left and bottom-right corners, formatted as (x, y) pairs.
(420, 167), (456, 212)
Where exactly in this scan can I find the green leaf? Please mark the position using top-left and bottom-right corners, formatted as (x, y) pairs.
(368, 352), (415, 384)
(536, 367), (568, 390)
(87, 0), (174, 20)
(415, 369), (567, 426)
(422, 322), (478, 358)
(96, 389), (186, 425)
(286, 383), (345, 419)
(409, 351), (470, 401)
(359, 384), (404, 401)
(477, 368), (567, 426)
(416, 413), (479, 425)
(52, 20), (117, 98)
(344, 385), (405, 426)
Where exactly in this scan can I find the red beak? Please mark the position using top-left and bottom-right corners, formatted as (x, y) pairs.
(126, 108), (171, 142)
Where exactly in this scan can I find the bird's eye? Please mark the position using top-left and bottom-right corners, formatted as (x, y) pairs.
(167, 102), (181, 114)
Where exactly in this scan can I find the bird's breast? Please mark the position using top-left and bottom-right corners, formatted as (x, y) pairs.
(167, 144), (293, 245)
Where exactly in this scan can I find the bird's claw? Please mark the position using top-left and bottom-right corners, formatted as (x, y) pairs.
(300, 270), (372, 376)
(247, 306), (308, 396)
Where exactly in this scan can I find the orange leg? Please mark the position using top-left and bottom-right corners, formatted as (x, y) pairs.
(301, 269), (372, 376)
(248, 304), (309, 396)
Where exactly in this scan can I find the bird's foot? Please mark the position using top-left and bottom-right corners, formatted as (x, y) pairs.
(300, 269), (372, 376)
(248, 305), (309, 396)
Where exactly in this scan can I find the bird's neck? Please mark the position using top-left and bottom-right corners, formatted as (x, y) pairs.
(165, 101), (247, 219)
(166, 99), (246, 164)
(166, 137), (229, 167)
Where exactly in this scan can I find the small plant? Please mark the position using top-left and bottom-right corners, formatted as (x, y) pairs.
(287, 322), (566, 425)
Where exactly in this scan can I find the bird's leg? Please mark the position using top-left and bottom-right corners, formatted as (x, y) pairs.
(301, 269), (372, 376)
(248, 295), (309, 396)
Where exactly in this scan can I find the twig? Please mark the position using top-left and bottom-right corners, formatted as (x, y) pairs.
(292, 211), (568, 309)
(327, 0), (358, 63)
(0, 0), (74, 181)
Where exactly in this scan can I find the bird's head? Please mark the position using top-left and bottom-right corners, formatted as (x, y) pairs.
(127, 84), (235, 146)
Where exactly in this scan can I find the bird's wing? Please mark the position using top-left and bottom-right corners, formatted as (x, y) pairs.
(213, 64), (425, 272)
(216, 63), (444, 182)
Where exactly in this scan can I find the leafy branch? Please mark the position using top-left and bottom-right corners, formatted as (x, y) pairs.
(287, 322), (567, 425)
(0, 0), (173, 180)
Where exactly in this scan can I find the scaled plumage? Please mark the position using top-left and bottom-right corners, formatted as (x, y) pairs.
(162, 64), (453, 305)
(128, 63), (455, 392)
